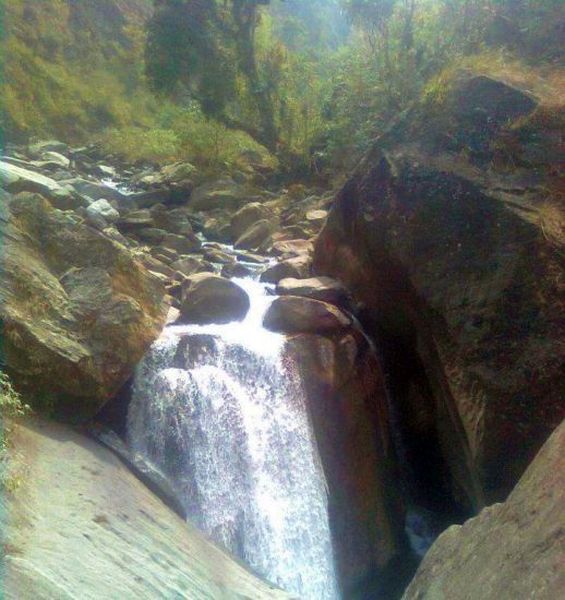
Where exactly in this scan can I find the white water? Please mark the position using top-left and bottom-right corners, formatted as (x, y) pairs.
(127, 278), (340, 599)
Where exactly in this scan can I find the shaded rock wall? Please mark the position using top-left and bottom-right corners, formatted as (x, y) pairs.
(314, 74), (565, 507)
(402, 417), (565, 600)
(288, 329), (410, 598)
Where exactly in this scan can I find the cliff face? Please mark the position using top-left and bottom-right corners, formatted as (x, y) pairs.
(3, 0), (154, 141)
(314, 70), (564, 510)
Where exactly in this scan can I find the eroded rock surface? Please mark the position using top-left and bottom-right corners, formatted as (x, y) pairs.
(315, 74), (565, 506)
(0, 192), (167, 420)
(1, 417), (289, 600)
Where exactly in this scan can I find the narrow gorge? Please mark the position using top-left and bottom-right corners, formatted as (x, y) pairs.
(1, 1), (564, 600)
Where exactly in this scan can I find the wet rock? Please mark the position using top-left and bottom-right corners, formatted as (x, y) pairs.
(66, 178), (130, 204)
(172, 256), (215, 277)
(161, 232), (201, 254)
(178, 273), (250, 325)
(202, 247), (236, 265)
(260, 255), (311, 284)
(230, 202), (273, 239)
(234, 219), (274, 251)
(264, 296), (351, 334)
(288, 332), (404, 596)
(221, 262), (255, 279)
(2, 418), (289, 600)
(276, 276), (350, 308)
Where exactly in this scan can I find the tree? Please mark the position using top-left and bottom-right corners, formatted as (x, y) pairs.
(146, 0), (280, 151)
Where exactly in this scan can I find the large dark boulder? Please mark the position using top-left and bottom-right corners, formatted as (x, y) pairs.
(0, 192), (167, 420)
(178, 274), (250, 325)
(314, 73), (564, 507)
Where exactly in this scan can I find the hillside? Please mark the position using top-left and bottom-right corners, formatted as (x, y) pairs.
(3, 0), (154, 142)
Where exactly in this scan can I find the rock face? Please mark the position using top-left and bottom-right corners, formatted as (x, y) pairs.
(315, 73), (565, 507)
(402, 418), (565, 600)
(178, 273), (250, 324)
(0, 192), (167, 420)
(264, 296), (351, 334)
(1, 417), (289, 600)
(287, 331), (407, 598)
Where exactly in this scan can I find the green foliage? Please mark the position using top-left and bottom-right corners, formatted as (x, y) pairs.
(2, 0), (157, 142)
(0, 372), (30, 491)
(99, 103), (274, 172)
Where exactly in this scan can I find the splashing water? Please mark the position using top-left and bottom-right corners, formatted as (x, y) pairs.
(127, 278), (340, 599)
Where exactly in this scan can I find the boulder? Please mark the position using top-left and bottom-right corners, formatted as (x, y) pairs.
(202, 247), (236, 265)
(178, 273), (250, 324)
(159, 161), (197, 183)
(263, 296), (351, 334)
(2, 417), (289, 600)
(0, 161), (72, 203)
(190, 179), (251, 212)
(271, 239), (314, 258)
(28, 139), (68, 157)
(117, 209), (155, 231)
(260, 255), (311, 284)
(234, 219), (274, 251)
(172, 256), (215, 277)
(287, 332), (406, 597)
(135, 228), (168, 245)
(402, 419), (565, 600)
(42, 151), (71, 168)
(66, 178), (129, 204)
(314, 73), (564, 506)
(276, 276), (350, 308)
(230, 202), (273, 239)
(221, 262), (254, 279)
(0, 192), (167, 420)
(86, 199), (120, 224)
(162, 232), (201, 254)
(306, 209), (328, 225)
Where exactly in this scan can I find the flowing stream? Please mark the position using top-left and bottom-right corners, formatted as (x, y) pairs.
(127, 278), (340, 599)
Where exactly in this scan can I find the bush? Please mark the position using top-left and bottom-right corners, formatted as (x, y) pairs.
(0, 373), (30, 491)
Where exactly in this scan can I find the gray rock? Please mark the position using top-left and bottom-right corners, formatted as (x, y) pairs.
(234, 219), (275, 251)
(42, 151), (71, 168)
(178, 273), (250, 324)
(87, 199), (120, 224)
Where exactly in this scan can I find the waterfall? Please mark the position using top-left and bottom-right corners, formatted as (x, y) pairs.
(127, 278), (340, 599)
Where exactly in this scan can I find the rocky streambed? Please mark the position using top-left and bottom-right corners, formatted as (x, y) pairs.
(2, 70), (564, 600)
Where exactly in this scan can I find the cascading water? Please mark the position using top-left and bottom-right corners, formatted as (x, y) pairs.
(127, 277), (340, 599)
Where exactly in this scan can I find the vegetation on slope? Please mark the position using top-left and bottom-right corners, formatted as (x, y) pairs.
(2, 0), (562, 178)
